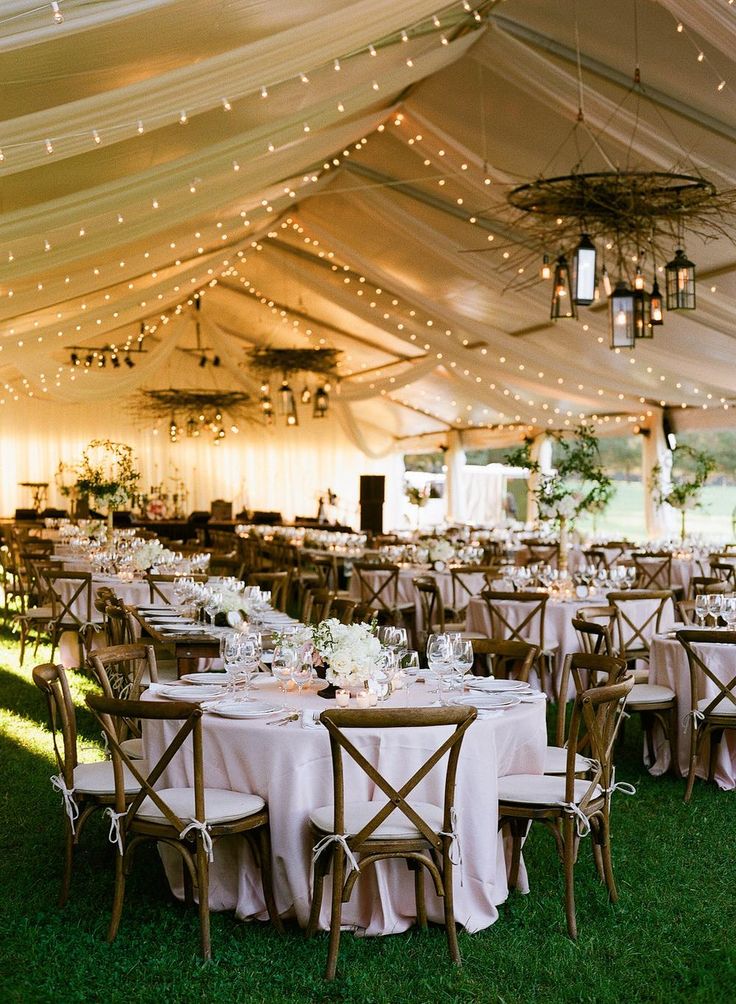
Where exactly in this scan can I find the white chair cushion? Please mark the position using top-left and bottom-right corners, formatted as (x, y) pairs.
(120, 737), (145, 759)
(697, 695), (736, 716)
(73, 760), (147, 795)
(498, 774), (602, 806)
(310, 800), (443, 839)
(627, 683), (676, 705)
(543, 746), (595, 775)
(135, 787), (265, 825)
(17, 605), (54, 619)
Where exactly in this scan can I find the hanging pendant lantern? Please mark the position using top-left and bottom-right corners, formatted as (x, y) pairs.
(572, 233), (597, 305)
(313, 385), (329, 418)
(650, 277), (664, 325)
(540, 254), (552, 280)
(633, 289), (653, 339)
(665, 248), (696, 309)
(278, 379), (294, 415)
(285, 395), (299, 426)
(609, 280), (636, 348)
(300, 385), (312, 405)
(550, 255), (576, 319)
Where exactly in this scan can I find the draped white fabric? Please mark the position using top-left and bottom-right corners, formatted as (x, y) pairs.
(2, 2), (736, 519)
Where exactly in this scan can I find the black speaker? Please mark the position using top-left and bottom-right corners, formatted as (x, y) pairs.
(359, 475), (385, 504)
(359, 502), (383, 535)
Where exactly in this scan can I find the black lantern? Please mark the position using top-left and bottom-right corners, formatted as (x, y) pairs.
(540, 254), (551, 280)
(665, 248), (696, 309)
(278, 379), (294, 415)
(550, 255), (576, 319)
(572, 233), (597, 305)
(609, 281), (636, 349)
(650, 277), (664, 325)
(633, 289), (653, 339)
(313, 385), (329, 418)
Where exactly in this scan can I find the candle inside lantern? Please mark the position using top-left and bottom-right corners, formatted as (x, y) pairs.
(355, 690), (370, 709)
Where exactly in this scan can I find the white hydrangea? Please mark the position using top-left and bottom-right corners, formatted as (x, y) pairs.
(428, 538), (455, 564)
(312, 618), (382, 688)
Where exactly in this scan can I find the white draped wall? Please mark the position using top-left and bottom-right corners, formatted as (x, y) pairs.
(0, 395), (403, 527)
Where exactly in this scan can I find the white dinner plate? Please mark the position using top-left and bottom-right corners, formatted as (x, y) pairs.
(466, 678), (530, 693)
(209, 700), (283, 719)
(156, 685), (223, 702)
(180, 673), (230, 686)
(452, 693), (522, 711)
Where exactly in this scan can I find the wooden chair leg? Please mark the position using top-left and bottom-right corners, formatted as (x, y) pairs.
(306, 845), (329, 938)
(59, 820), (74, 907)
(196, 840), (211, 961)
(183, 858), (194, 907)
(325, 850), (345, 981)
(257, 826), (283, 933)
(562, 816), (578, 941)
(507, 818), (526, 890)
(108, 850), (127, 942)
(668, 705), (679, 778)
(684, 725), (700, 803)
(410, 860), (427, 930)
(600, 813), (618, 904)
(442, 848), (461, 966)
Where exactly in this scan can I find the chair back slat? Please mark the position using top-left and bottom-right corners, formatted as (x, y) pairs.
(606, 590), (674, 657)
(676, 629), (736, 718)
(352, 562), (400, 612)
(481, 589), (548, 650)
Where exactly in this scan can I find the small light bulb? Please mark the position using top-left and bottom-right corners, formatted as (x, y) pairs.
(179, 110), (188, 124)
(221, 97), (231, 111)
(333, 58), (341, 71)
(260, 85), (268, 98)
(92, 128), (101, 144)
(0, 148), (4, 161)
(300, 72), (309, 83)
(368, 44), (377, 56)
(45, 138), (54, 154)
(401, 30), (409, 42)
(51, 2), (63, 24)
(137, 119), (144, 134)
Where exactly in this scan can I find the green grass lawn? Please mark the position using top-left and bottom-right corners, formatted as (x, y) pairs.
(576, 481), (736, 542)
(1, 628), (734, 1004)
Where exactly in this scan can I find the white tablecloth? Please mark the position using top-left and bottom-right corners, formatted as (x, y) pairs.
(143, 679), (546, 934)
(648, 635), (736, 790)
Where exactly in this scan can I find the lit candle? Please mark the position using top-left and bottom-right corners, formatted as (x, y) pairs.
(367, 691), (378, 707)
(335, 689), (350, 708)
(355, 690), (370, 709)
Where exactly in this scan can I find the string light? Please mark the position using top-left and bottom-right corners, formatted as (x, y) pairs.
(221, 97), (231, 111)
(92, 129), (101, 144)
(44, 138), (53, 154)
(178, 110), (188, 125)
(51, 2), (63, 24)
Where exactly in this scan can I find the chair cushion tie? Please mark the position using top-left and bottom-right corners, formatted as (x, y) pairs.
(50, 774), (78, 832)
(312, 833), (360, 875)
(179, 820), (214, 862)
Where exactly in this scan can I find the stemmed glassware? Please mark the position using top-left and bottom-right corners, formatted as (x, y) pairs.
(694, 594), (708, 628)
(450, 637), (474, 689)
(426, 633), (453, 698)
(707, 593), (723, 628)
(290, 653), (314, 697)
(722, 596), (736, 631)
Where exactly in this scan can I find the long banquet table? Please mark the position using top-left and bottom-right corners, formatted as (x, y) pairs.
(143, 678), (547, 934)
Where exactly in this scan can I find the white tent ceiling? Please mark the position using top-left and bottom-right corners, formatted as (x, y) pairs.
(2, 0), (736, 469)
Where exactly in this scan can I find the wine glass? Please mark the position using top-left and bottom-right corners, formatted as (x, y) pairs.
(290, 653), (314, 697)
(722, 596), (736, 631)
(220, 632), (242, 696)
(235, 636), (261, 701)
(451, 637), (474, 688)
(707, 593), (723, 628)
(426, 633), (452, 694)
(694, 594), (708, 628)
(271, 645), (297, 704)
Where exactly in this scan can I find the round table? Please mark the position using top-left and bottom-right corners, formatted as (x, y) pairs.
(143, 678), (546, 935)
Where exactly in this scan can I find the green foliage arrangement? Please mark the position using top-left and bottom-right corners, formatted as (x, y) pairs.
(651, 444), (717, 511)
(504, 424), (614, 525)
(405, 483), (430, 508)
(75, 439), (140, 510)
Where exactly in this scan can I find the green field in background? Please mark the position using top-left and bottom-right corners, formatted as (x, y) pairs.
(575, 481), (736, 541)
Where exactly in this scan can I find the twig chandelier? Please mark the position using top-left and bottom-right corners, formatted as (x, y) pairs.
(245, 347), (341, 427)
(133, 389), (253, 445)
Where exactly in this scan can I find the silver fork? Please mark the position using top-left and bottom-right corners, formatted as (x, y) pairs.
(267, 712), (299, 726)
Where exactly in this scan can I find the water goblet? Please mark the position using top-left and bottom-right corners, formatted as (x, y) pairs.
(290, 654), (314, 697)
(694, 594), (708, 628)
(707, 593), (723, 628)
(451, 637), (474, 689)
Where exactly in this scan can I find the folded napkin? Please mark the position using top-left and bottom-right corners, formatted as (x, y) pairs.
(476, 709), (504, 719)
(301, 709), (325, 730)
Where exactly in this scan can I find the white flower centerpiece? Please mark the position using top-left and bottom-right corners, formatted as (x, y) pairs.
(311, 618), (382, 692)
(427, 537), (455, 571)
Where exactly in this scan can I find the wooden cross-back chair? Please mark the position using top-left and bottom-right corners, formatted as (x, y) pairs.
(582, 548), (611, 571)
(101, 603), (137, 648)
(330, 596), (358, 624)
(43, 570), (94, 666)
(247, 570), (290, 612)
(32, 663), (144, 906)
(572, 607), (618, 659)
(88, 644), (158, 760)
(481, 589), (555, 696)
(306, 705), (476, 980)
(522, 541), (560, 568)
(301, 587), (334, 626)
(14, 557), (60, 663)
(145, 572), (207, 605)
(468, 637), (538, 682)
(449, 564), (499, 620)
(351, 561), (412, 625)
(85, 695), (282, 959)
(309, 553), (340, 592)
(413, 576), (459, 645)
(605, 590), (674, 666)
(709, 561), (736, 591)
(498, 674), (635, 940)
(689, 576), (727, 599)
(676, 629), (736, 802)
(631, 553), (673, 591)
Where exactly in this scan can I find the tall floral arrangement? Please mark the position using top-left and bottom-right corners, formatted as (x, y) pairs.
(650, 444), (716, 540)
(504, 424), (614, 527)
(75, 440), (140, 515)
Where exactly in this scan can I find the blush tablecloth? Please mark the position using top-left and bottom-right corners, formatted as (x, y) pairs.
(648, 635), (736, 790)
(143, 679), (546, 935)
